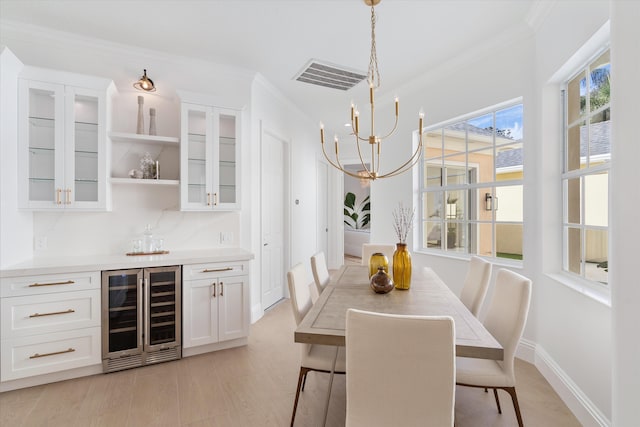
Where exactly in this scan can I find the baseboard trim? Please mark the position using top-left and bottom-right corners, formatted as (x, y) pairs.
(251, 302), (264, 324)
(182, 337), (248, 358)
(0, 364), (102, 393)
(516, 338), (536, 363)
(532, 344), (611, 427)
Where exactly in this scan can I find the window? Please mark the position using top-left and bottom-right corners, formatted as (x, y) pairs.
(563, 49), (610, 285)
(419, 101), (524, 260)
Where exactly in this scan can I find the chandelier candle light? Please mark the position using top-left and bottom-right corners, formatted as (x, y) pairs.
(320, 0), (424, 181)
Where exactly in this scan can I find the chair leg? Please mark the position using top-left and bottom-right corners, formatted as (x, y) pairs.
(492, 388), (502, 414)
(503, 386), (524, 427)
(290, 367), (310, 427)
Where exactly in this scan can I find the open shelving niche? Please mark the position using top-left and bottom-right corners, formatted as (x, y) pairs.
(109, 131), (180, 186)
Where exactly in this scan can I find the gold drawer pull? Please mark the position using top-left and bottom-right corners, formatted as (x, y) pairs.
(30, 348), (75, 359)
(29, 280), (75, 287)
(201, 267), (233, 273)
(29, 309), (75, 318)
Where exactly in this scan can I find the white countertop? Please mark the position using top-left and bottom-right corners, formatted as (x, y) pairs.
(0, 248), (254, 278)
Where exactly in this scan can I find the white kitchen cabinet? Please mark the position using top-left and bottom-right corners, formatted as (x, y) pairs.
(18, 68), (115, 210)
(0, 271), (101, 382)
(182, 261), (249, 349)
(180, 102), (241, 211)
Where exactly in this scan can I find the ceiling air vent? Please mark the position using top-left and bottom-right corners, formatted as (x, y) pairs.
(294, 59), (367, 91)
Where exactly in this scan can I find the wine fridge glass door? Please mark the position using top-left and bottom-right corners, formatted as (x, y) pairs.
(102, 269), (143, 358)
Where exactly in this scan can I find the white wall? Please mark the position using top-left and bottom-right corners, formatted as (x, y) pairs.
(610, 1), (640, 425)
(0, 47), (32, 268)
(249, 75), (328, 321)
(534, 2), (611, 423)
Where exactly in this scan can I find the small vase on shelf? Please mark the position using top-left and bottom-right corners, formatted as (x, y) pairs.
(136, 96), (145, 134)
(393, 243), (412, 290)
(149, 107), (157, 135)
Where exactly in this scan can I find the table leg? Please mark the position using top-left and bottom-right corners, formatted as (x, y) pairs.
(321, 346), (340, 427)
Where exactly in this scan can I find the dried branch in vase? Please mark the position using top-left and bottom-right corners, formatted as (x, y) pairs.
(392, 203), (415, 244)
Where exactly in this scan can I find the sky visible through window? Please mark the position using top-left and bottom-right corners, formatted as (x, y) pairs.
(467, 104), (523, 140)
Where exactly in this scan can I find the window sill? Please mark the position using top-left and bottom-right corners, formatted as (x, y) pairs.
(413, 249), (524, 269)
(545, 272), (611, 307)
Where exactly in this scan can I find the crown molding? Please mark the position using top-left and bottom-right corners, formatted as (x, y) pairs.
(0, 19), (256, 81)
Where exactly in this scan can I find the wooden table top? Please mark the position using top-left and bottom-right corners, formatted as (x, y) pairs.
(294, 265), (503, 360)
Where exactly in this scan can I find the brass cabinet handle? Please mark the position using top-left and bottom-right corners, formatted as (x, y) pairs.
(29, 280), (75, 287)
(201, 267), (233, 273)
(207, 192), (211, 206)
(65, 188), (71, 204)
(56, 188), (62, 205)
(29, 309), (75, 318)
(220, 281), (224, 296)
(214, 192), (218, 206)
(30, 348), (75, 359)
(212, 282), (216, 298)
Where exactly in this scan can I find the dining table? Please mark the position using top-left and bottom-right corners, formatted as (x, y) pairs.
(294, 264), (503, 426)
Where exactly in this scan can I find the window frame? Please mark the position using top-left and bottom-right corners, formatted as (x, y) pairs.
(561, 46), (610, 287)
(417, 98), (524, 263)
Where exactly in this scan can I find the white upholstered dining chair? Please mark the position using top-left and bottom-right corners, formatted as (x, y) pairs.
(456, 269), (532, 427)
(286, 263), (345, 426)
(459, 256), (492, 317)
(345, 309), (456, 427)
(310, 251), (330, 297)
(361, 243), (395, 271)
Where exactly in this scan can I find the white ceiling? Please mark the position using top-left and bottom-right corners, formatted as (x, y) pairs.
(1, 0), (538, 129)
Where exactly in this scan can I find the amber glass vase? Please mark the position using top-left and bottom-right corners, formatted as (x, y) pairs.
(368, 252), (389, 278)
(393, 243), (412, 290)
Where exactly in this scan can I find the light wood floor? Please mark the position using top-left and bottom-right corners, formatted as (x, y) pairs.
(0, 299), (580, 427)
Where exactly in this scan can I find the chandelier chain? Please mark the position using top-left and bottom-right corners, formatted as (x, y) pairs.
(319, 0), (424, 182)
(368, 4), (381, 88)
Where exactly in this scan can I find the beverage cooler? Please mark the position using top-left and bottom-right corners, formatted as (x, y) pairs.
(101, 266), (181, 372)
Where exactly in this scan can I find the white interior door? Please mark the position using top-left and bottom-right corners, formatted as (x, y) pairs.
(317, 161), (329, 258)
(261, 130), (285, 310)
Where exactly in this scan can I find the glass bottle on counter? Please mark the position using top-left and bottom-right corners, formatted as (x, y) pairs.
(143, 224), (154, 253)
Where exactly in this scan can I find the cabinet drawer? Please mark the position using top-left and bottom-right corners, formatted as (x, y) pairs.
(184, 261), (247, 279)
(2, 289), (100, 338)
(1, 327), (101, 381)
(1, 271), (100, 297)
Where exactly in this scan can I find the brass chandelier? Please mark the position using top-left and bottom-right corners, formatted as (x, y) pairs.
(320, 0), (424, 181)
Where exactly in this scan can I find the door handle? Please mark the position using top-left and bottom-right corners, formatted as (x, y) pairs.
(263, 243), (268, 246)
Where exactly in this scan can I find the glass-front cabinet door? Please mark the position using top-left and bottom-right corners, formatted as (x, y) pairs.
(180, 102), (240, 211)
(215, 108), (240, 209)
(181, 103), (212, 209)
(66, 87), (104, 208)
(19, 78), (108, 210)
(20, 81), (65, 208)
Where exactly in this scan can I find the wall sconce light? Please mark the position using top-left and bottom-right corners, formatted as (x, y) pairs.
(446, 202), (457, 219)
(485, 193), (498, 211)
(133, 69), (156, 92)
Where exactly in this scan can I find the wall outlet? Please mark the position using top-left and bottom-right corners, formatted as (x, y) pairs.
(35, 236), (48, 250)
(220, 231), (234, 244)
